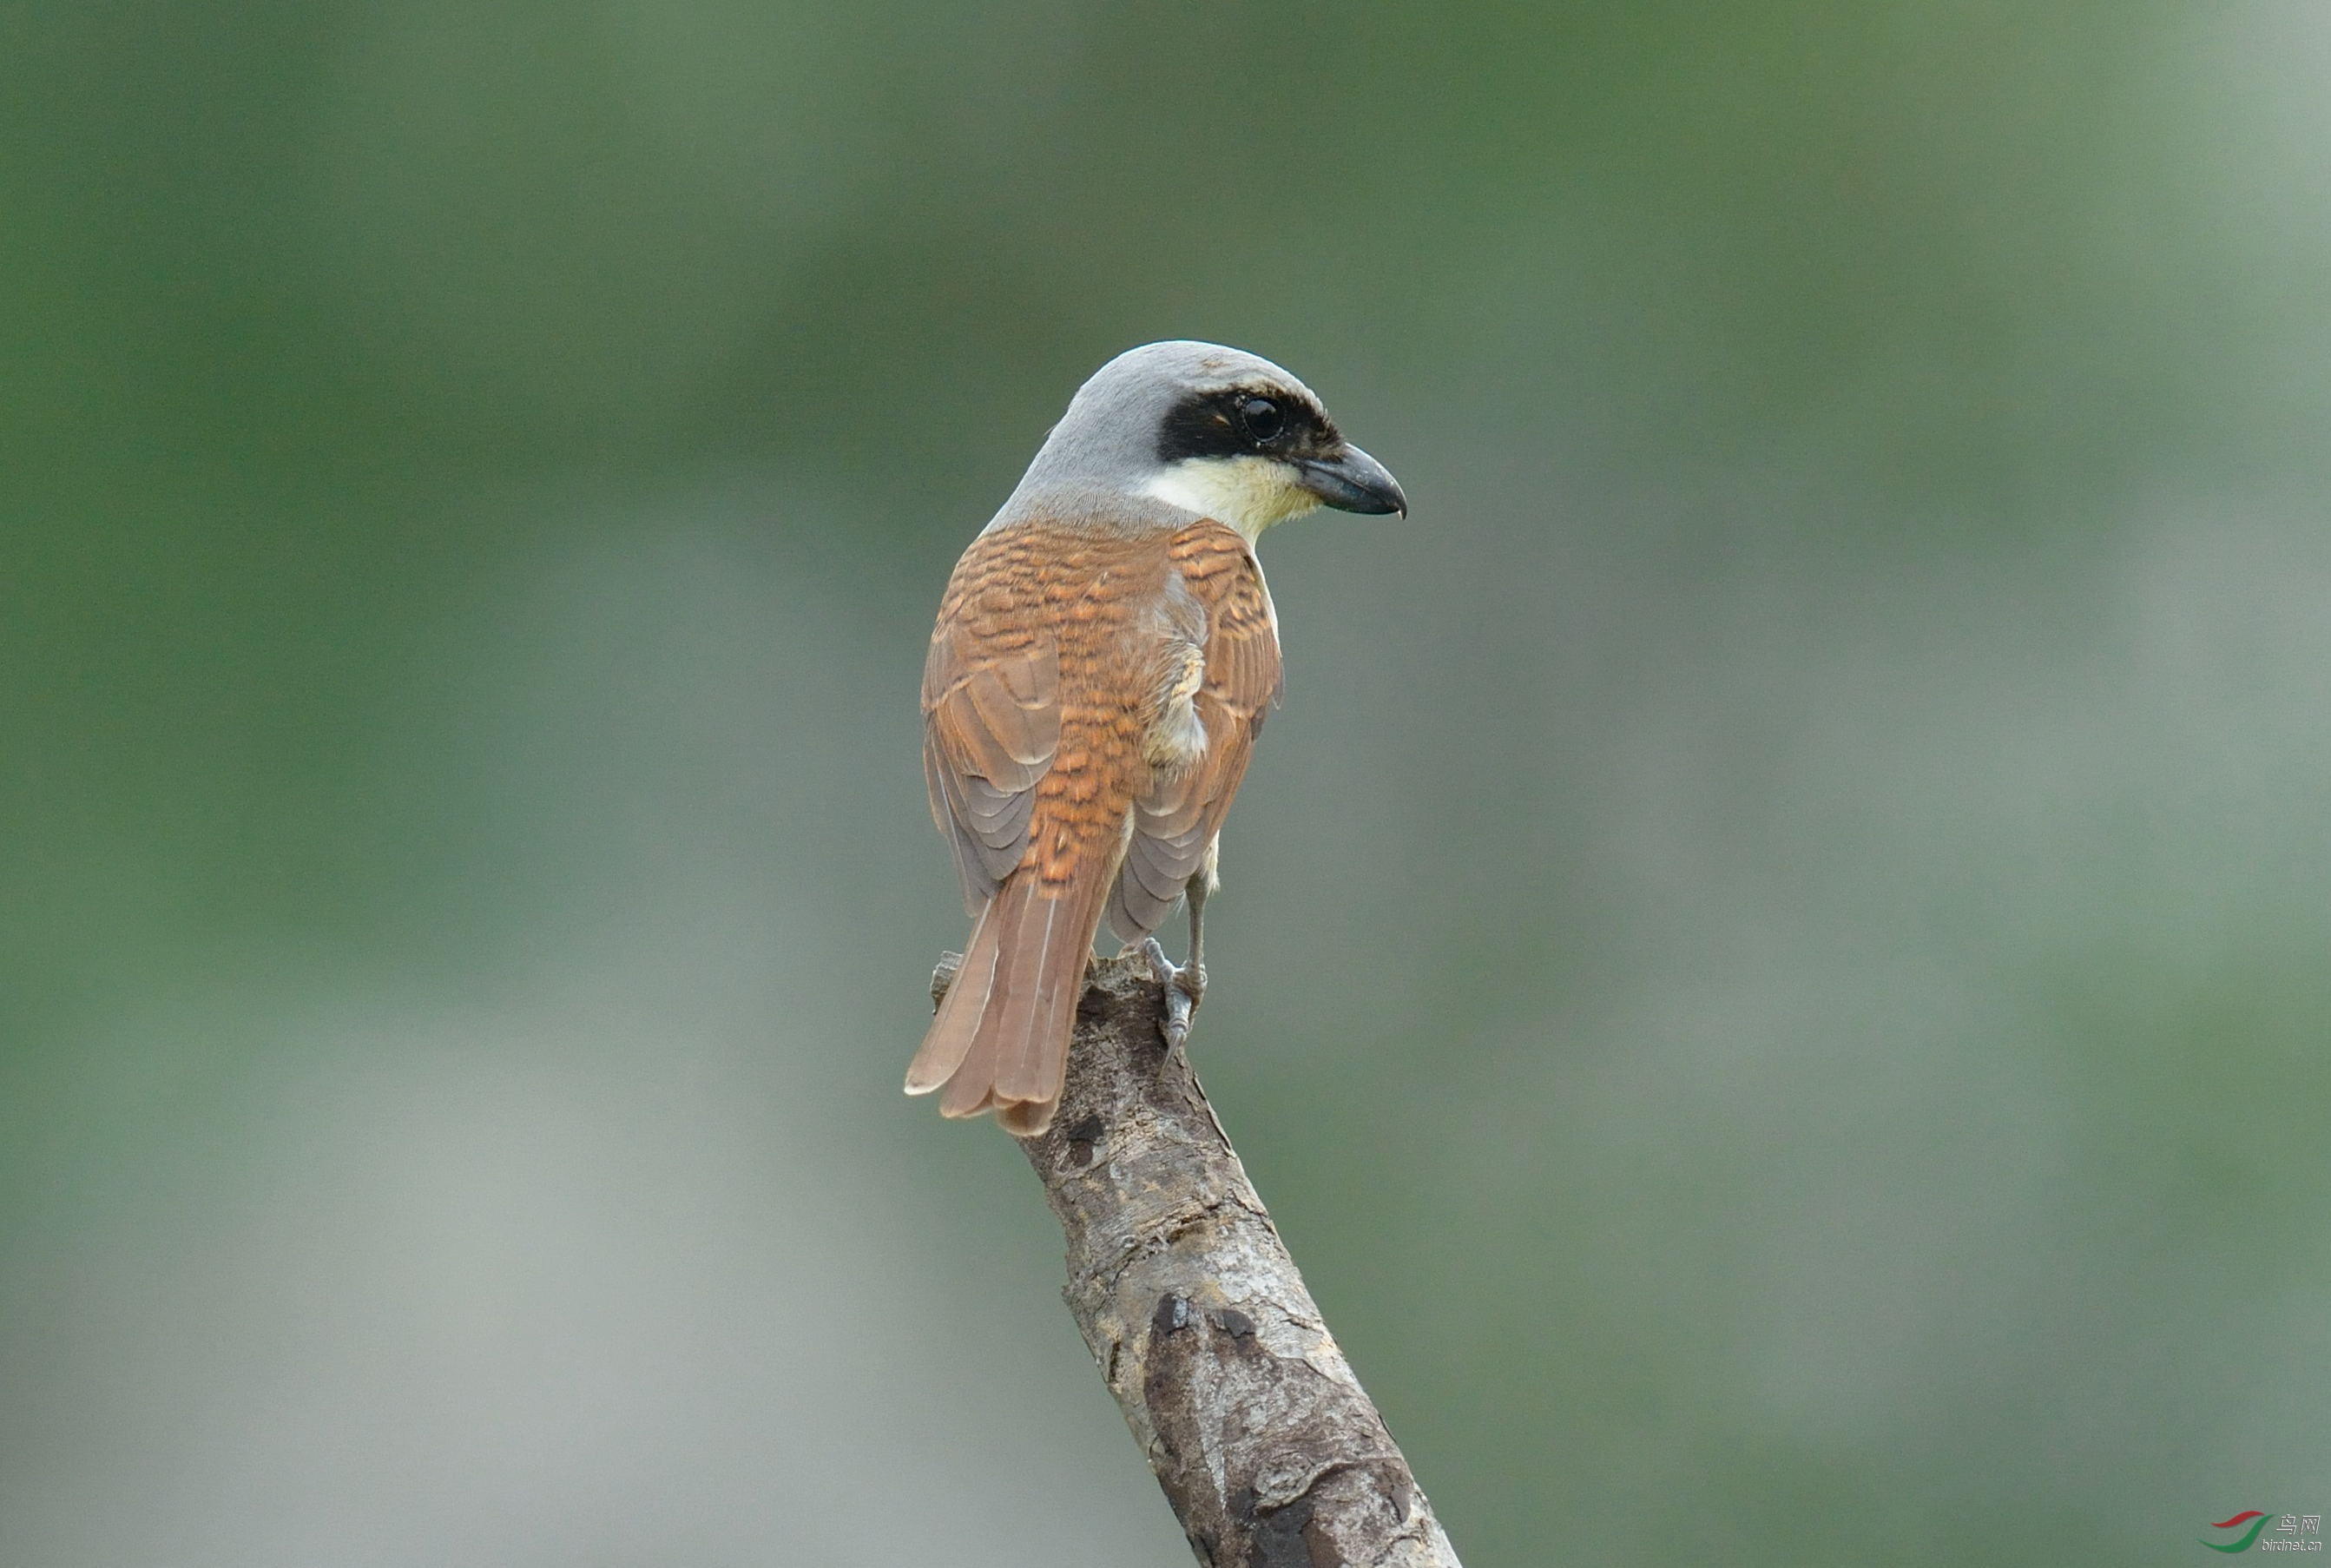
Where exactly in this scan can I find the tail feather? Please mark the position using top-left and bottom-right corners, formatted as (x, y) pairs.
(906, 902), (999, 1095)
(991, 886), (1071, 1104)
(910, 869), (1107, 1136)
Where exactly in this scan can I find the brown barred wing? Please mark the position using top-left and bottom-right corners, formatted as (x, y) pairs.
(920, 528), (1063, 914)
(1107, 522), (1284, 943)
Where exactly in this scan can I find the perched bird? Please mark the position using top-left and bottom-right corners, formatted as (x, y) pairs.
(907, 341), (1406, 1136)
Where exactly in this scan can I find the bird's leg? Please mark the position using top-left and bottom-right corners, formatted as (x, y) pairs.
(1140, 875), (1209, 1054)
(1182, 872), (1208, 1001)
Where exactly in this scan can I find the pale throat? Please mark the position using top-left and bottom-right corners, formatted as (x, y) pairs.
(1138, 456), (1322, 544)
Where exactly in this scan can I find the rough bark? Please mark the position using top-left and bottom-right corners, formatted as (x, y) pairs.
(934, 951), (1464, 1568)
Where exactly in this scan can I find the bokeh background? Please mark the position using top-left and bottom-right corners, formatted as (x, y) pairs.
(7, 3), (2329, 1564)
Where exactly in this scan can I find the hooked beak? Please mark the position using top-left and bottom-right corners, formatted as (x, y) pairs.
(1294, 444), (1407, 517)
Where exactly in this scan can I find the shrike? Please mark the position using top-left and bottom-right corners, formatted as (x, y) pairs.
(907, 341), (1406, 1135)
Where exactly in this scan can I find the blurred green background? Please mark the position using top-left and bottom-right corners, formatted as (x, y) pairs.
(6, 3), (2329, 1564)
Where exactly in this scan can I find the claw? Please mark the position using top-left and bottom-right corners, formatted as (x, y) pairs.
(1140, 938), (1205, 1052)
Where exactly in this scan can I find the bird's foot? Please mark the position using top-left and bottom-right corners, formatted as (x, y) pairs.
(1139, 938), (1207, 1053)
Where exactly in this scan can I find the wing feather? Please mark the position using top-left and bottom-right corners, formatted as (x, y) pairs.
(1107, 523), (1283, 942)
(923, 541), (1063, 913)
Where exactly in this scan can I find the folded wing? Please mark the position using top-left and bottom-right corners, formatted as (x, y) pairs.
(1108, 522), (1284, 942)
(921, 552), (1061, 914)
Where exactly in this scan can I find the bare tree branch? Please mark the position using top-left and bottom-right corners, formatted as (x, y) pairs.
(934, 952), (1464, 1568)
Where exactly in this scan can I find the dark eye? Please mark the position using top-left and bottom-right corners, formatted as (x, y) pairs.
(1238, 396), (1284, 444)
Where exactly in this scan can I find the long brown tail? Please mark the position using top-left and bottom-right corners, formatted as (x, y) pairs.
(905, 866), (1110, 1136)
